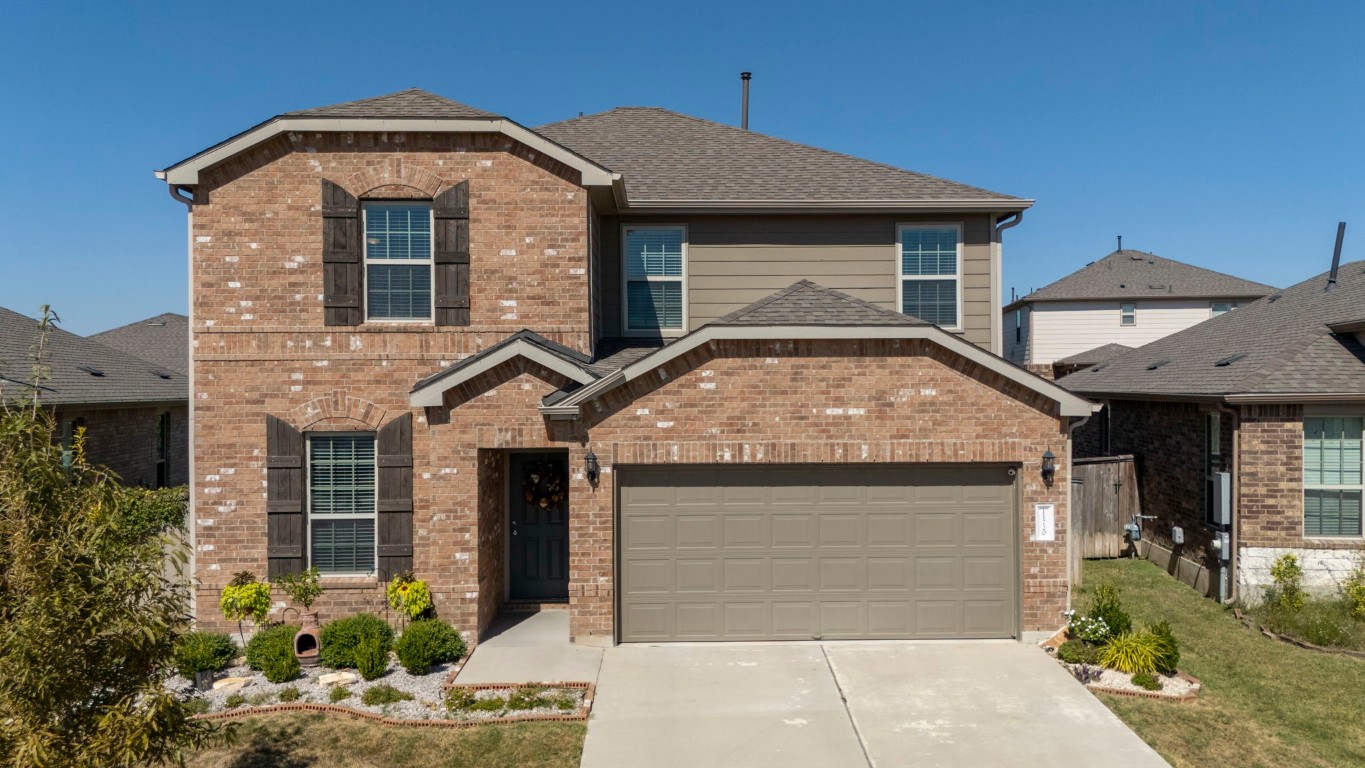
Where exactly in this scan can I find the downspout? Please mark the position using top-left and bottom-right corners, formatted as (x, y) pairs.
(1064, 410), (1094, 606)
(993, 212), (1024, 356)
(168, 183), (196, 619)
(1214, 401), (1240, 603)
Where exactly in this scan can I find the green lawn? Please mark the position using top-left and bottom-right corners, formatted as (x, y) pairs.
(185, 713), (585, 768)
(1080, 559), (1365, 768)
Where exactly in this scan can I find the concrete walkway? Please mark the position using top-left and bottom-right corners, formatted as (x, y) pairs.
(454, 611), (604, 685)
(581, 640), (1169, 768)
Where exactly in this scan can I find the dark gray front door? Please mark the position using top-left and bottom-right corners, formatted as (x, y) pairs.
(509, 452), (570, 600)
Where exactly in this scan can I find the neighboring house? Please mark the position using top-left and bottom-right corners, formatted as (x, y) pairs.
(157, 88), (1094, 644)
(0, 307), (188, 488)
(92, 312), (190, 375)
(1059, 262), (1365, 602)
(1004, 250), (1276, 379)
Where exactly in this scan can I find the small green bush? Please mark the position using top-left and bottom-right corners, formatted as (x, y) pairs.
(224, 693), (246, 709)
(246, 691), (275, 706)
(1056, 639), (1099, 665)
(553, 694), (577, 711)
(1268, 554), (1306, 611)
(445, 688), (477, 712)
(1097, 631), (1160, 675)
(172, 631), (238, 679)
(183, 697), (211, 715)
(1343, 562), (1365, 620)
(319, 613), (394, 669)
(361, 684), (414, 706)
(1149, 620), (1180, 674)
(245, 623), (299, 671)
(470, 695), (507, 713)
(278, 686), (301, 702)
(258, 635), (301, 683)
(1131, 671), (1161, 691)
(329, 685), (352, 703)
(1088, 584), (1132, 639)
(508, 685), (549, 711)
(395, 619), (467, 675)
(355, 635), (389, 681)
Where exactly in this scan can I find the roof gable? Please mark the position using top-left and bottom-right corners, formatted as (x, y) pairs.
(1014, 250), (1277, 306)
(712, 281), (928, 327)
(284, 88), (497, 119)
(89, 312), (188, 375)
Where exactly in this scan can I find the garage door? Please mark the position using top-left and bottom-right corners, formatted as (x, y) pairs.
(618, 465), (1017, 642)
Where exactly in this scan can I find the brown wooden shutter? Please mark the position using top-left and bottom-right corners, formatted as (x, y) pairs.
(322, 180), (362, 326)
(376, 412), (414, 580)
(265, 415), (306, 578)
(433, 181), (470, 326)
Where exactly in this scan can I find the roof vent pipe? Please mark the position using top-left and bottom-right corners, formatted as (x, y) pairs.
(1326, 221), (1345, 292)
(740, 72), (752, 130)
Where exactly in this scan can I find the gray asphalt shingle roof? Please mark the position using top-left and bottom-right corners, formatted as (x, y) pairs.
(1055, 343), (1134, 366)
(536, 107), (1026, 204)
(1013, 250), (1277, 305)
(712, 280), (929, 327)
(90, 313), (188, 374)
(1057, 261), (1365, 398)
(0, 307), (188, 406)
(284, 88), (497, 119)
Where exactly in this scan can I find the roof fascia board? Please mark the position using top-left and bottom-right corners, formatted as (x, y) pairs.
(552, 325), (1095, 417)
(162, 117), (615, 187)
(410, 341), (597, 408)
(618, 200), (1033, 214)
(1022, 293), (1272, 306)
(1225, 392), (1365, 404)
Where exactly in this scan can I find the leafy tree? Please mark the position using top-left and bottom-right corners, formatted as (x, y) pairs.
(0, 307), (226, 766)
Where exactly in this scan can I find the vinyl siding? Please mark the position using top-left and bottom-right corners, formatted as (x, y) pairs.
(600, 214), (996, 349)
(1029, 299), (1221, 365)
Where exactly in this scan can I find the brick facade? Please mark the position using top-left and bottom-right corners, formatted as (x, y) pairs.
(56, 404), (188, 489)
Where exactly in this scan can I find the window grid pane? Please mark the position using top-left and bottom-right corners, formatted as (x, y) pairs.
(900, 227), (958, 277)
(364, 205), (431, 261)
(1305, 490), (1363, 537)
(367, 265), (431, 320)
(1305, 417), (1364, 486)
(625, 229), (684, 278)
(901, 280), (957, 327)
(627, 281), (683, 330)
(311, 519), (377, 574)
(310, 435), (376, 574)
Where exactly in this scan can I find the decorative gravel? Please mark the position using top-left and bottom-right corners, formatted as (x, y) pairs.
(1064, 664), (1198, 698)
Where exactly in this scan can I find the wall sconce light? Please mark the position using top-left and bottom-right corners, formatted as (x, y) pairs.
(1041, 449), (1056, 485)
(584, 449), (600, 485)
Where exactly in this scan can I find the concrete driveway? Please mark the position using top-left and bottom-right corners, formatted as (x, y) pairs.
(581, 640), (1168, 768)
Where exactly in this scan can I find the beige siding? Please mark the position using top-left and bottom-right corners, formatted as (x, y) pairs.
(1030, 299), (1221, 364)
(1003, 305), (1031, 365)
(601, 214), (996, 349)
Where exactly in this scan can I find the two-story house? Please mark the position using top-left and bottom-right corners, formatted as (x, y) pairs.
(158, 89), (1093, 646)
(1004, 249), (1276, 379)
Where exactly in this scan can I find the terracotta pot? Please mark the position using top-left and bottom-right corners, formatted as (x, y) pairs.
(294, 622), (321, 667)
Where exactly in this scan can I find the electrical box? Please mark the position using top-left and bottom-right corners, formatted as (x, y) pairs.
(1217, 531), (1231, 562)
(1124, 521), (1141, 542)
(1212, 472), (1232, 526)
(1172, 526), (1185, 545)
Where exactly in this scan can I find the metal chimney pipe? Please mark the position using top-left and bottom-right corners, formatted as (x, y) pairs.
(1326, 221), (1345, 292)
(740, 72), (752, 130)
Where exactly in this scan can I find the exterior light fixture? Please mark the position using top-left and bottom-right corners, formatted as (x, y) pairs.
(584, 449), (600, 484)
(1041, 449), (1056, 484)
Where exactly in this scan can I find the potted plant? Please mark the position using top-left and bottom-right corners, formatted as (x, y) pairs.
(386, 571), (433, 629)
(218, 571), (272, 648)
(277, 567), (325, 667)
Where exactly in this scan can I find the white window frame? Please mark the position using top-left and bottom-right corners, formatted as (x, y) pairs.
(1302, 415), (1364, 540)
(621, 224), (688, 337)
(305, 432), (380, 577)
(1120, 302), (1137, 326)
(896, 222), (965, 332)
(1210, 301), (1237, 317)
(362, 201), (435, 324)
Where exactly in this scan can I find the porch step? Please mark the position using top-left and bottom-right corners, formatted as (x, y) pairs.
(502, 599), (569, 613)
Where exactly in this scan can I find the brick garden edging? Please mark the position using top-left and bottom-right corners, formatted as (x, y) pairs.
(193, 681), (595, 728)
(1234, 609), (1365, 661)
(1085, 670), (1202, 703)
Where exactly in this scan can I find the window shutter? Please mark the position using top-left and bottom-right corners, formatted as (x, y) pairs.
(265, 415), (306, 578)
(433, 181), (470, 326)
(322, 180), (362, 326)
(376, 412), (414, 580)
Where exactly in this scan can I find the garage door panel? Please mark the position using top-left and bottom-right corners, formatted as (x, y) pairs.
(619, 465), (1017, 642)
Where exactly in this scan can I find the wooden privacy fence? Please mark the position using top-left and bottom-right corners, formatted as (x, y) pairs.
(1070, 455), (1140, 583)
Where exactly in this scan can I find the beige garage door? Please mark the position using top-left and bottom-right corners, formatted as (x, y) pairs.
(618, 465), (1017, 642)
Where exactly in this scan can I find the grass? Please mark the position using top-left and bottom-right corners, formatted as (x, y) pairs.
(1080, 559), (1365, 768)
(184, 712), (586, 768)
(1247, 597), (1365, 651)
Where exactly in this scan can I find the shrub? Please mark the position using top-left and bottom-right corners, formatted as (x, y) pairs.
(1131, 671), (1161, 691)
(275, 567), (323, 611)
(257, 636), (300, 684)
(1071, 664), (1102, 685)
(246, 691), (275, 706)
(1343, 562), (1365, 620)
(361, 684), (414, 706)
(224, 693), (246, 709)
(445, 688), (477, 711)
(1097, 631), (1160, 675)
(278, 686), (301, 702)
(1056, 639), (1099, 665)
(1088, 584), (1132, 639)
(329, 685), (351, 703)
(470, 695), (507, 712)
(386, 572), (434, 622)
(219, 571), (272, 645)
(508, 685), (549, 710)
(172, 631), (238, 680)
(1064, 611), (1112, 645)
(553, 694), (577, 711)
(183, 697), (211, 715)
(1268, 554), (1306, 611)
(1149, 620), (1180, 674)
(355, 635), (389, 681)
(395, 619), (468, 675)
(245, 623), (299, 671)
(319, 613), (394, 669)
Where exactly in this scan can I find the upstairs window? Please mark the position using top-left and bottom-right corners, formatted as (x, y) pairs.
(1303, 417), (1363, 537)
(1120, 302), (1137, 326)
(624, 226), (685, 334)
(898, 225), (961, 329)
(1211, 301), (1237, 317)
(364, 203), (432, 321)
(308, 434), (377, 574)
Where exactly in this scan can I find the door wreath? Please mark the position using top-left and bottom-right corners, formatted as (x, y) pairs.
(522, 460), (567, 509)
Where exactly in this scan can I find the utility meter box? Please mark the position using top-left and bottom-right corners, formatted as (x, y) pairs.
(1217, 531), (1231, 562)
(1212, 472), (1232, 526)
(1172, 526), (1185, 545)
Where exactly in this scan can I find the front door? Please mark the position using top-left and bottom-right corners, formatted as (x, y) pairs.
(509, 452), (570, 600)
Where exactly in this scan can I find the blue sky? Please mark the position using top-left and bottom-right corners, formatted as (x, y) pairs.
(2, 0), (1361, 334)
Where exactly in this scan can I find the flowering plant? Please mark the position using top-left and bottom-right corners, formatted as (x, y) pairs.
(1064, 609), (1111, 644)
(1071, 664), (1103, 685)
(387, 571), (433, 622)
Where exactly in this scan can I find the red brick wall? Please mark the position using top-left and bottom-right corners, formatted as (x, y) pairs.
(55, 404), (188, 489)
